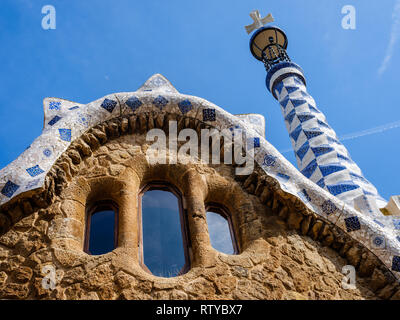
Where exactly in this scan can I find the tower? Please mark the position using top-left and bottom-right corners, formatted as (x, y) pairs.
(246, 11), (387, 216)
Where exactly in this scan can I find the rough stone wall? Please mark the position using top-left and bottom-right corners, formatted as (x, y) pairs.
(0, 115), (399, 300)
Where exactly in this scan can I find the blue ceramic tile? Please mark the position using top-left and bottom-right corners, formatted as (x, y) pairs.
(1, 181), (19, 198)
(43, 148), (52, 157)
(59, 129), (72, 142)
(312, 145), (334, 158)
(301, 159), (318, 179)
(371, 235), (385, 249)
(49, 101), (61, 110)
(276, 173), (290, 182)
(101, 98), (117, 113)
(153, 95), (168, 109)
(296, 141), (310, 161)
(262, 154), (277, 167)
(344, 216), (361, 232)
(327, 182), (359, 196)
(178, 99), (193, 114)
(48, 115), (62, 126)
(203, 109), (216, 121)
(392, 256), (400, 272)
(26, 165), (45, 177)
(319, 164), (346, 177)
(126, 96), (143, 111)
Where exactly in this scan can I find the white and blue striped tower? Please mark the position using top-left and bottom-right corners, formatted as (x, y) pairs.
(246, 11), (387, 215)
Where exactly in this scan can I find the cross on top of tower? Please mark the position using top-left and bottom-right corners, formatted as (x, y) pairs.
(245, 10), (274, 34)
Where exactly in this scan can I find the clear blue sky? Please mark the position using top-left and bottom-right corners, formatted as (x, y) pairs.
(0, 0), (398, 200)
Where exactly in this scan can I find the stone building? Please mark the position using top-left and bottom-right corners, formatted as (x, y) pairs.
(0, 72), (399, 300)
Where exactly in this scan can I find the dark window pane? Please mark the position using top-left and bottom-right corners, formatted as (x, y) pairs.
(88, 209), (116, 255)
(142, 190), (186, 277)
(206, 211), (235, 255)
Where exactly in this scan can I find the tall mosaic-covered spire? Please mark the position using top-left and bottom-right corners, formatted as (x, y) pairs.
(246, 11), (387, 215)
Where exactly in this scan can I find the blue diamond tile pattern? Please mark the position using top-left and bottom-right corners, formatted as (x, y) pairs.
(273, 75), (384, 211)
(26, 165), (45, 177)
(153, 95), (168, 109)
(345, 216), (361, 232)
(125, 96), (142, 111)
(203, 109), (216, 122)
(59, 128), (72, 142)
(49, 101), (61, 110)
(1, 181), (20, 198)
(101, 98), (117, 113)
(178, 99), (193, 114)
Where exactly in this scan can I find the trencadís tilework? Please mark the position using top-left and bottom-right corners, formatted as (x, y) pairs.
(1, 74), (400, 282)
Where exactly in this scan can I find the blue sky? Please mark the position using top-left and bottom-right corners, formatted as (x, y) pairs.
(0, 0), (398, 200)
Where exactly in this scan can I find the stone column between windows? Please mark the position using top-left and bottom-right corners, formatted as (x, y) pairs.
(116, 168), (141, 253)
(182, 169), (216, 268)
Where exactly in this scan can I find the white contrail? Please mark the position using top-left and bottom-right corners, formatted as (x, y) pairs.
(279, 119), (400, 154)
(339, 119), (400, 141)
(378, 0), (400, 76)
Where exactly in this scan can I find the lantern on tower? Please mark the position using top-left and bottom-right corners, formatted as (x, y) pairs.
(249, 25), (290, 71)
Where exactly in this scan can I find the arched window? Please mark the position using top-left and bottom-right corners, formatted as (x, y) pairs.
(84, 201), (118, 255)
(206, 204), (238, 255)
(138, 183), (190, 278)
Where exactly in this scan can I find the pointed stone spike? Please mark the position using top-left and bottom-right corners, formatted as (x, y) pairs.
(137, 74), (178, 93)
(382, 196), (400, 215)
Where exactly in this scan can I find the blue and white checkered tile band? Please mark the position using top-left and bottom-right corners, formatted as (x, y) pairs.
(271, 73), (386, 215)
